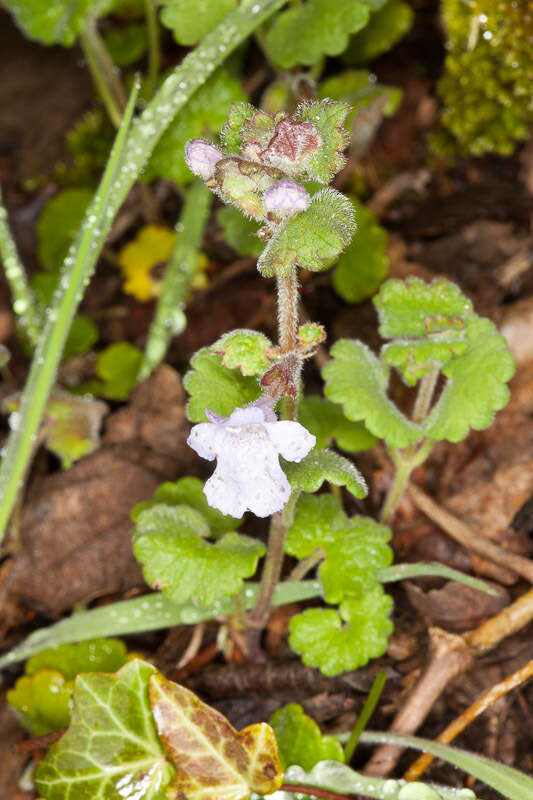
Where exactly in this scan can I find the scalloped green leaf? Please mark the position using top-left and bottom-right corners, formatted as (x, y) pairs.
(318, 69), (402, 122)
(285, 493), (348, 559)
(257, 188), (355, 277)
(374, 277), (473, 339)
(149, 674), (283, 799)
(296, 100), (350, 183)
(160, 0), (237, 46)
(289, 587), (394, 676)
(217, 206), (263, 257)
(212, 329), (273, 376)
(332, 200), (389, 303)
(423, 316), (515, 443)
(344, 0), (414, 64)
(37, 188), (93, 271)
(381, 338), (469, 387)
(270, 703), (345, 770)
(3, 0), (115, 46)
(319, 517), (393, 604)
(299, 396), (378, 452)
(35, 659), (174, 800)
(103, 22), (147, 66)
(133, 505), (265, 607)
(323, 339), (423, 448)
(283, 448), (367, 499)
(184, 348), (261, 422)
(76, 342), (143, 400)
(145, 68), (247, 185)
(131, 476), (243, 534)
(7, 670), (73, 736)
(263, 0), (371, 69)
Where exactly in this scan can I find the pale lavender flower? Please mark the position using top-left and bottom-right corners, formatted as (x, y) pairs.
(185, 138), (223, 180)
(263, 179), (310, 219)
(187, 397), (316, 517)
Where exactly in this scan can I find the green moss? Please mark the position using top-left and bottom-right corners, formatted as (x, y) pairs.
(436, 0), (533, 157)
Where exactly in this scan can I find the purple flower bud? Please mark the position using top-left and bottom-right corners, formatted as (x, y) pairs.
(185, 138), (223, 180)
(263, 179), (310, 219)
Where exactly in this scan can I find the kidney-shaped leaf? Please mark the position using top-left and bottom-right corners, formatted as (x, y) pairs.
(149, 673), (283, 800)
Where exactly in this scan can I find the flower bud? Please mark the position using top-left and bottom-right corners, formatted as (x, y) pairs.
(185, 138), (223, 180)
(263, 179), (310, 219)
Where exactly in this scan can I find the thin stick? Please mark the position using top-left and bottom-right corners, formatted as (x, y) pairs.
(409, 482), (533, 584)
(404, 659), (533, 780)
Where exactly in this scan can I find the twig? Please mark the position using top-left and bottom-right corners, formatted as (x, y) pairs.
(404, 658), (533, 780)
(176, 622), (206, 669)
(409, 482), (533, 584)
(14, 729), (65, 754)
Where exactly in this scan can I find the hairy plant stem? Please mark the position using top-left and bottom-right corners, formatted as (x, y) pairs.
(246, 268), (303, 657)
(380, 364), (439, 524)
(80, 20), (127, 129)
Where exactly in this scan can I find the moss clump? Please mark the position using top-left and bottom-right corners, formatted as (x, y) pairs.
(435, 0), (533, 157)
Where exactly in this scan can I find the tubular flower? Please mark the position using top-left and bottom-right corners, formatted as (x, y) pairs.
(187, 397), (315, 517)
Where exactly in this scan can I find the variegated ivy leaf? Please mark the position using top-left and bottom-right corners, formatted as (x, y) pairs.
(289, 587), (394, 676)
(323, 339), (423, 449)
(212, 329), (273, 376)
(374, 277), (473, 340)
(285, 493), (348, 559)
(3, 0), (116, 46)
(149, 673), (283, 800)
(257, 188), (355, 277)
(318, 517), (393, 603)
(160, 0), (237, 46)
(184, 348), (261, 423)
(131, 476), (243, 535)
(282, 448), (367, 499)
(35, 659), (174, 800)
(263, 0), (372, 69)
(133, 505), (265, 607)
(270, 703), (344, 770)
(299, 395), (378, 452)
(296, 100), (350, 183)
(423, 316), (515, 443)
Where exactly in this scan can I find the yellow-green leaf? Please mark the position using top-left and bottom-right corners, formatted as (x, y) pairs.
(149, 673), (283, 800)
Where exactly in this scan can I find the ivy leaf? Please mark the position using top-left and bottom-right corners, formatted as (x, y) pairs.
(160, 0), (237, 46)
(149, 673), (283, 799)
(344, 0), (414, 64)
(217, 206), (263, 257)
(296, 100), (350, 183)
(37, 188), (93, 271)
(285, 493), (348, 559)
(131, 476), (243, 535)
(263, 0), (371, 69)
(3, 0), (115, 46)
(212, 329), (273, 376)
(332, 200), (389, 303)
(145, 68), (246, 185)
(76, 342), (143, 400)
(257, 188), (355, 277)
(299, 396), (378, 452)
(103, 22), (148, 66)
(184, 348), (261, 422)
(25, 638), (128, 679)
(319, 517), (393, 604)
(118, 224), (176, 301)
(7, 638), (128, 736)
(270, 703), (345, 770)
(133, 505), (265, 607)
(3, 391), (108, 469)
(423, 316), (515, 443)
(283, 448), (367, 499)
(35, 659), (174, 800)
(323, 339), (423, 448)
(374, 277), (473, 340)
(289, 587), (394, 676)
(7, 670), (73, 736)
